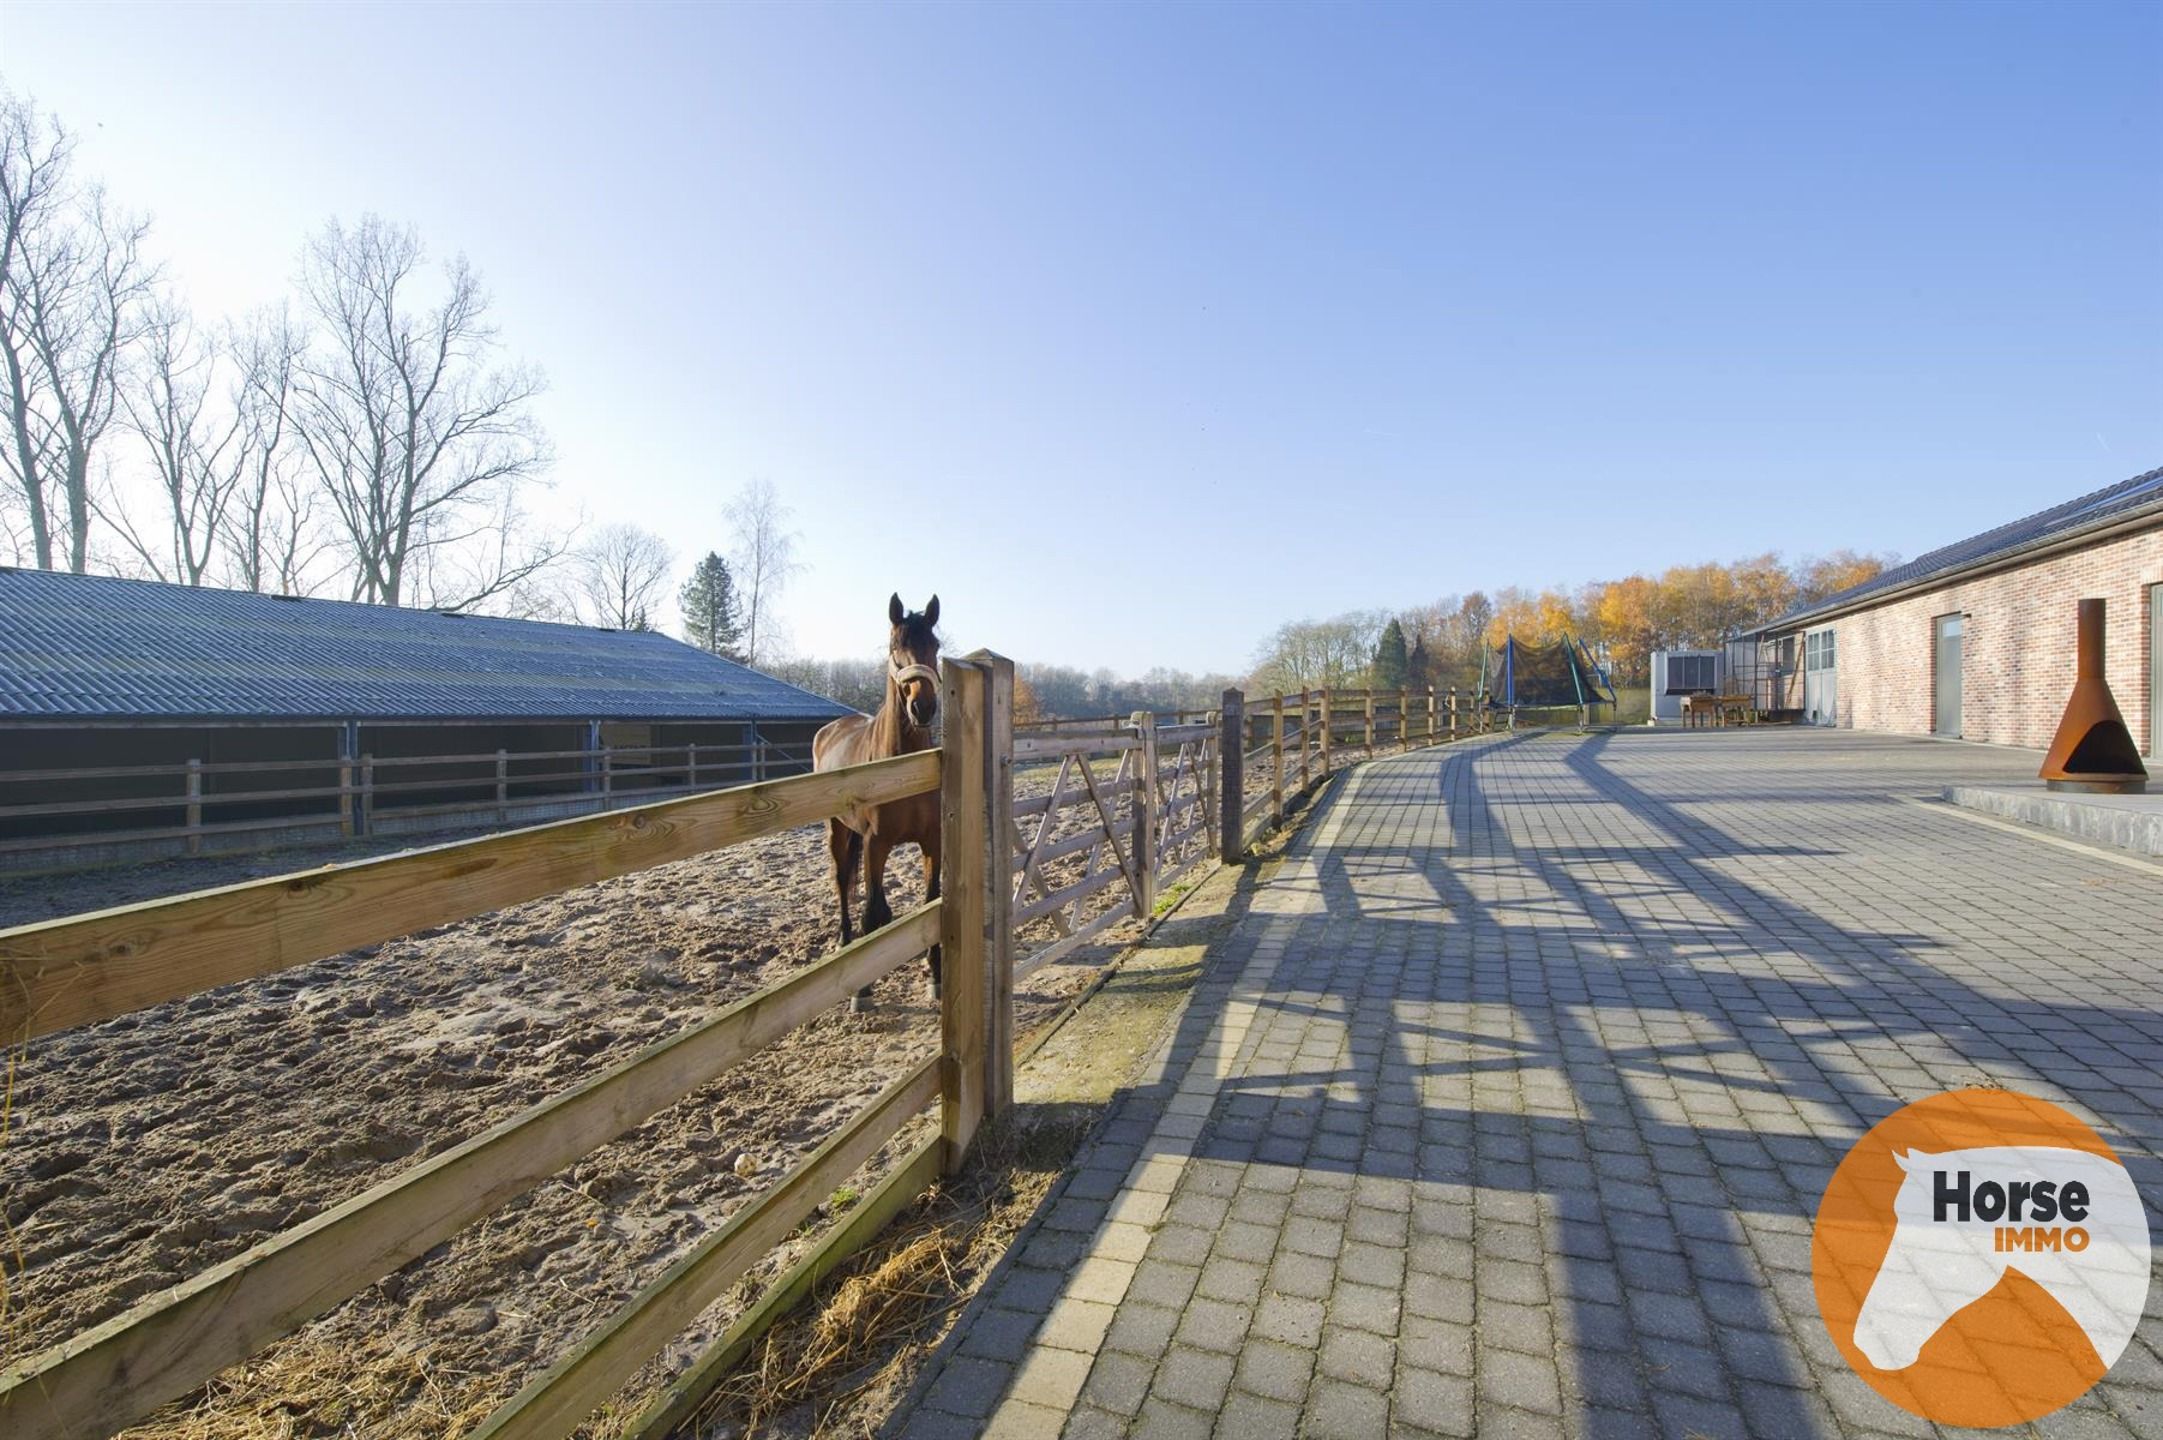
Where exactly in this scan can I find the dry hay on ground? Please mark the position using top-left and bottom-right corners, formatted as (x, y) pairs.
(689, 1115), (1094, 1440)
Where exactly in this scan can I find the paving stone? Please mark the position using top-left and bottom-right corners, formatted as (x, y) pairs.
(1102, 1300), (1180, 1360)
(1153, 1344), (1236, 1410)
(1235, 1336), (1315, 1403)
(922, 1354), (1014, 1419)
(1147, 1222), (1215, 1267)
(1059, 1403), (1129, 1440)
(1479, 1298), (1554, 1356)
(987, 1395), (1075, 1436)
(1131, 1395), (1216, 1439)
(1317, 1323), (1395, 1386)
(1331, 1279), (1402, 1336)
(1077, 1349), (1154, 1417)
(1252, 1290), (1326, 1348)
(1268, 1249), (1337, 1300)
(1304, 1377), (1391, 1438)
(958, 1305), (1043, 1362)
(1038, 1297), (1118, 1355)
(1126, 1259), (1199, 1310)
(1477, 1346), (1563, 1416)
(1394, 1364), (1475, 1437)
(1173, 1295), (1251, 1354)
(1219, 1389), (1302, 1440)
(895, 1406), (985, 1440)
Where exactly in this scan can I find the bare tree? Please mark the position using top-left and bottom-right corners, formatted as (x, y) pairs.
(1246, 611), (1387, 694)
(401, 484), (573, 616)
(100, 296), (244, 583)
(224, 304), (326, 594)
(568, 522), (671, 630)
(726, 477), (801, 666)
(0, 93), (156, 572)
(290, 214), (555, 608)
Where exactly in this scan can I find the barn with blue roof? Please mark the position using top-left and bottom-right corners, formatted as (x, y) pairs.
(0, 568), (853, 862)
(1751, 464), (2163, 753)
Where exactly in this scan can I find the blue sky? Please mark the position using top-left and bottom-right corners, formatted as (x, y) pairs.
(5, 0), (2159, 673)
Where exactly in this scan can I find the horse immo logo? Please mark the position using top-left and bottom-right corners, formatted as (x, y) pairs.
(1812, 1089), (2153, 1428)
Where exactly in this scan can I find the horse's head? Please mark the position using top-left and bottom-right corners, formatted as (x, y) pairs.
(888, 593), (941, 730)
(1850, 1149), (2005, 1371)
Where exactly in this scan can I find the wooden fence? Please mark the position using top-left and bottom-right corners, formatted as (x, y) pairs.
(0, 738), (818, 861)
(0, 665), (1476, 1439)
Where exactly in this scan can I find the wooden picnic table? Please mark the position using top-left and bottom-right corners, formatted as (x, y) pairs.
(1682, 693), (1756, 728)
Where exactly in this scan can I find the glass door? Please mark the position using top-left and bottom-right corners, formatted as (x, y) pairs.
(1933, 614), (1963, 737)
(1804, 629), (1838, 725)
(2150, 585), (2161, 758)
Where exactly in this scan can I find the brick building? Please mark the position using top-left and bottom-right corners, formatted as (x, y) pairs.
(1754, 465), (2163, 754)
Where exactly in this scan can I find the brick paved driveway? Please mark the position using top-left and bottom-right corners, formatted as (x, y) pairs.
(895, 729), (2163, 1440)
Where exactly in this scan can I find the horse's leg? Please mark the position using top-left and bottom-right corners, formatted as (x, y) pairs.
(828, 821), (860, 948)
(920, 832), (942, 1001)
(853, 833), (894, 1010)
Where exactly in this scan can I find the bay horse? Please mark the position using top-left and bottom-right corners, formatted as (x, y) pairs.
(812, 593), (942, 1009)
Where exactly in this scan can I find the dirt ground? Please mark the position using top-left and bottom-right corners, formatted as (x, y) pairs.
(0, 816), (1126, 1438)
(0, 732), (1383, 1438)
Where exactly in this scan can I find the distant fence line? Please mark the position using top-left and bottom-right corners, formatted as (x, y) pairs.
(0, 738), (816, 863)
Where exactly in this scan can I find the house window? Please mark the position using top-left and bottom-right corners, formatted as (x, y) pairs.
(1667, 654), (1717, 692)
(1806, 630), (1837, 672)
(1777, 636), (1795, 672)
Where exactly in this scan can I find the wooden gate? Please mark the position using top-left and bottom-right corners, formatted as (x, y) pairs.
(1009, 721), (1149, 976)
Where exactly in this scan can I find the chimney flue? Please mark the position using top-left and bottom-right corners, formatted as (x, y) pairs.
(2038, 598), (2147, 794)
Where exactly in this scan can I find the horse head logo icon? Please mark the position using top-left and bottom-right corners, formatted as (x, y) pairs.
(1814, 1092), (2152, 1427)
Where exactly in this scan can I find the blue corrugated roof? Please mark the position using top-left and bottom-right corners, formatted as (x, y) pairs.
(1761, 463), (2163, 633)
(0, 569), (854, 723)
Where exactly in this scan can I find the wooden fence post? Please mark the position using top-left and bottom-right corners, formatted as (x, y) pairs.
(359, 755), (375, 836)
(1219, 688), (1245, 863)
(1449, 686), (1458, 741)
(686, 742), (699, 790)
(1320, 690), (1333, 775)
(496, 749), (509, 825)
(1398, 687), (1410, 749)
(1199, 709), (1219, 857)
(601, 747), (614, 806)
(338, 723), (358, 838)
(982, 653), (1015, 1119)
(938, 657), (989, 1172)
(1131, 711), (1159, 915)
(1270, 693), (1285, 824)
(1363, 692), (1375, 751)
(1296, 691), (1311, 791)
(185, 759), (202, 856)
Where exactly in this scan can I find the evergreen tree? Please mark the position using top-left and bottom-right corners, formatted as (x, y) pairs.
(679, 551), (746, 660)
(1407, 634), (1432, 691)
(1373, 618), (1410, 691)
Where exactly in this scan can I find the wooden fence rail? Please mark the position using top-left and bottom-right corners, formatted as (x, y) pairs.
(0, 739), (820, 863)
(0, 669), (1469, 1439)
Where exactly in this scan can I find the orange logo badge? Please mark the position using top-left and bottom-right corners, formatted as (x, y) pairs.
(1812, 1089), (2152, 1427)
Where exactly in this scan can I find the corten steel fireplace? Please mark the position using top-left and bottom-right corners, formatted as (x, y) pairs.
(2039, 598), (2148, 794)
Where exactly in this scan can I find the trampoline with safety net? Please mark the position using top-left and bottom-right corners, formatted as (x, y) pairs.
(1477, 634), (1616, 728)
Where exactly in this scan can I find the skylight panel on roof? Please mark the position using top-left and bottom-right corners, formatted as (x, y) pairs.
(2064, 472), (2163, 523)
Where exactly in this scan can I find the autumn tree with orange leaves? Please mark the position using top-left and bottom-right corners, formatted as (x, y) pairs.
(1380, 552), (1892, 692)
